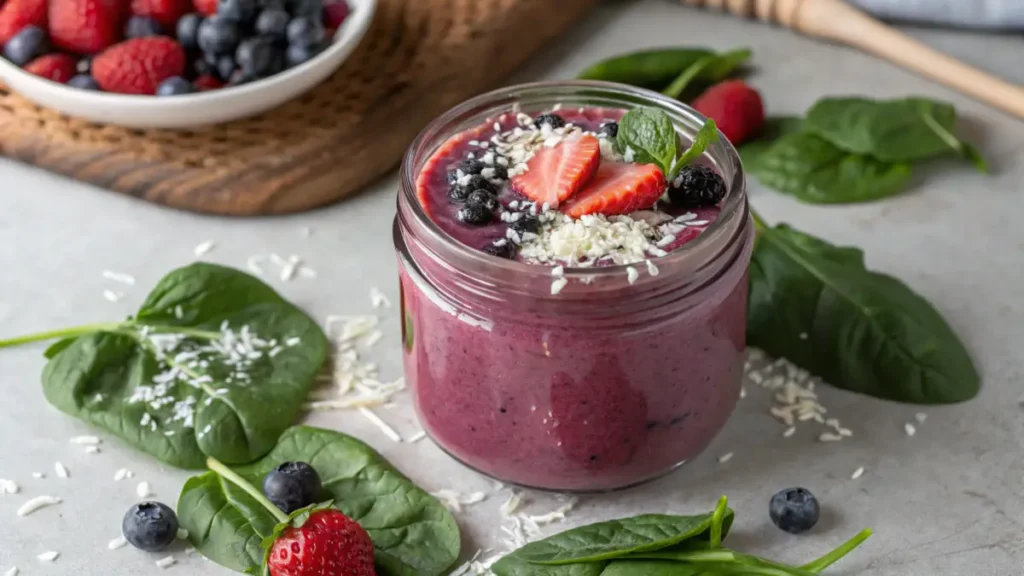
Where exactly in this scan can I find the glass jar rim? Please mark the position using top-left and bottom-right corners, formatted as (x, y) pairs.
(398, 80), (747, 282)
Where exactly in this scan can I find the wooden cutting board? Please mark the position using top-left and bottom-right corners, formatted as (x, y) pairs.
(0, 0), (597, 215)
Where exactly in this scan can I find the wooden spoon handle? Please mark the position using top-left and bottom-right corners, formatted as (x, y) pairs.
(684, 0), (1024, 119)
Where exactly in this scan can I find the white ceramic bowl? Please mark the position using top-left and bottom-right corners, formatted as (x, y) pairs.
(0, 0), (376, 129)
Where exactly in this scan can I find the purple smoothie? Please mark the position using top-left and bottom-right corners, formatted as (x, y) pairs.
(397, 94), (752, 491)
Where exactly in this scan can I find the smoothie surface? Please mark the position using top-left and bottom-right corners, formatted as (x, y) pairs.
(415, 106), (725, 271)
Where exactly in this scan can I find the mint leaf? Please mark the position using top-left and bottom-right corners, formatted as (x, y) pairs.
(671, 119), (719, 179)
(616, 107), (678, 175)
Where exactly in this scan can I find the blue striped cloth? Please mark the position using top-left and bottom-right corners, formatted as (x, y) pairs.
(849, 0), (1024, 30)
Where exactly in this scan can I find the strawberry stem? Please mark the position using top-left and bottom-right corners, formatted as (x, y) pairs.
(206, 457), (287, 524)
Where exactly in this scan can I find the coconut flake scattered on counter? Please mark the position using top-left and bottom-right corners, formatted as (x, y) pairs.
(108, 536), (128, 550)
(904, 423), (917, 437)
(113, 469), (133, 482)
(407, 430), (427, 443)
(430, 489), (487, 514)
(103, 290), (123, 303)
(137, 481), (152, 498)
(193, 240), (216, 257)
(177, 528), (189, 540)
(69, 436), (101, 446)
(358, 407), (402, 443)
(851, 466), (866, 480)
(102, 270), (135, 285)
(4, 566), (18, 576)
(0, 479), (19, 494)
(155, 556), (176, 569)
(369, 287), (391, 308)
(54, 462), (69, 479)
(36, 552), (59, 563)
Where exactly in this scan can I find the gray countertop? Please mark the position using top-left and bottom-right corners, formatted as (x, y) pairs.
(1, 1), (1023, 574)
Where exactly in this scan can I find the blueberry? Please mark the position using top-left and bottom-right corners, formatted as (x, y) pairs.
(197, 16), (242, 55)
(236, 36), (277, 78)
(210, 54), (236, 81)
(483, 241), (517, 260)
(457, 203), (493, 225)
(259, 0), (286, 9)
(599, 121), (618, 138)
(122, 502), (179, 552)
(156, 76), (194, 96)
(667, 165), (726, 208)
(463, 174), (495, 195)
(466, 190), (498, 212)
(286, 17), (324, 48)
(176, 13), (204, 51)
(254, 9), (290, 42)
(2, 25), (48, 67)
(263, 461), (322, 514)
(459, 158), (485, 175)
(448, 175), (494, 203)
(289, 0), (323, 18)
(284, 42), (322, 67)
(509, 214), (540, 235)
(769, 488), (821, 534)
(125, 15), (163, 38)
(76, 56), (92, 74)
(534, 113), (565, 129)
(67, 74), (101, 90)
(218, 0), (259, 23)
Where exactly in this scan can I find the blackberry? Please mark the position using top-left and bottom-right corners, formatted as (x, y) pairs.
(457, 203), (493, 225)
(459, 158), (485, 175)
(466, 190), (498, 212)
(769, 488), (821, 534)
(489, 162), (508, 180)
(599, 121), (618, 138)
(483, 242), (517, 260)
(509, 215), (540, 235)
(534, 113), (565, 129)
(668, 165), (726, 208)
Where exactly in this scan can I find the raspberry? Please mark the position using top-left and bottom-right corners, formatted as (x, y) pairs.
(192, 0), (217, 15)
(48, 0), (125, 54)
(92, 37), (186, 95)
(24, 53), (77, 82)
(192, 74), (223, 91)
(129, 0), (190, 29)
(692, 80), (765, 146)
(0, 0), (47, 45)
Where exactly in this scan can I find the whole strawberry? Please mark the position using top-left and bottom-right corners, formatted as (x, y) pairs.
(130, 0), (190, 28)
(692, 80), (765, 146)
(24, 53), (77, 82)
(267, 509), (376, 576)
(0, 0), (47, 45)
(48, 0), (125, 54)
(92, 36), (185, 94)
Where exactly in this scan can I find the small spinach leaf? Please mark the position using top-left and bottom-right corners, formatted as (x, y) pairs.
(671, 119), (719, 180)
(748, 216), (980, 403)
(178, 426), (460, 576)
(505, 512), (733, 565)
(39, 263), (328, 469)
(737, 116), (804, 168)
(577, 48), (715, 88)
(804, 97), (985, 169)
(617, 107), (678, 174)
(748, 132), (912, 203)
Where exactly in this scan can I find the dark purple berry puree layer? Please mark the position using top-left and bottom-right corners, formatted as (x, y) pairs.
(402, 107), (746, 491)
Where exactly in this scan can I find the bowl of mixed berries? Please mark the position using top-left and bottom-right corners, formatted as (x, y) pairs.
(0, 0), (375, 128)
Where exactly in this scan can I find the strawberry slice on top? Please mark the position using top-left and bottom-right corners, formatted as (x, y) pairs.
(560, 162), (667, 218)
(511, 133), (600, 208)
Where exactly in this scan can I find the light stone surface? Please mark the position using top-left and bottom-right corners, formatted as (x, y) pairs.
(1, 1), (1022, 574)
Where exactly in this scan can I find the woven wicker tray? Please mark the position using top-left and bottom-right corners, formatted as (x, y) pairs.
(0, 0), (597, 215)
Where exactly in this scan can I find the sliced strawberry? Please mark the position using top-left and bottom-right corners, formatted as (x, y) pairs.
(560, 162), (667, 218)
(510, 134), (600, 208)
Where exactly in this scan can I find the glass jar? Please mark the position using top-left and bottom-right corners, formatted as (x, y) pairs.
(393, 81), (753, 492)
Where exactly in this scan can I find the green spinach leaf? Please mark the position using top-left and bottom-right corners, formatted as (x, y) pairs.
(492, 556), (607, 576)
(578, 48), (716, 88)
(505, 512), (733, 565)
(671, 119), (719, 180)
(748, 215), (980, 403)
(748, 132), (912, 203)
(738, 116), (804, 168)
(31, 263), (328, 468)
(804, 97), (986, 170)
(178, 426), (460, 576)
(617, 107), (678, 174)
(600, 560), (704, 576)
(662, 49), (752, 100)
